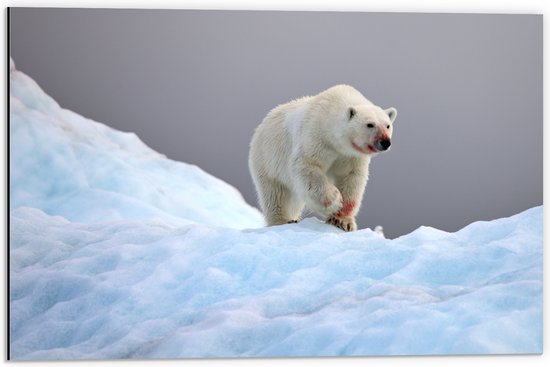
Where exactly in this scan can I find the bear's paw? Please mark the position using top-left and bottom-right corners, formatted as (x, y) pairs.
(326, 215), (357, 232)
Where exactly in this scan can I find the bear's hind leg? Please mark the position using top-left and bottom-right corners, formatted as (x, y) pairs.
(284, 191), (305, 224)
(257, 176), (303, 226)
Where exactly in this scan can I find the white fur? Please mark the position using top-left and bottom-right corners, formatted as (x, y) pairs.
(249, 85), (397, 231)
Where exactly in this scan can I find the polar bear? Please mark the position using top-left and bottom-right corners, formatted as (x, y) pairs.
(248, 85), (397, 231)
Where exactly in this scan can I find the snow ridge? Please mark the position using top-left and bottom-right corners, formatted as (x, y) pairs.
(9, 63), (263, 229)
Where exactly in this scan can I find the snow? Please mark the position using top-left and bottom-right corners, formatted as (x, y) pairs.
(9, 66), (263, 229)
(9, 61), (543, 360)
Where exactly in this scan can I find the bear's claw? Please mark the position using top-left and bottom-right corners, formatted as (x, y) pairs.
(326, 215), (357, 232)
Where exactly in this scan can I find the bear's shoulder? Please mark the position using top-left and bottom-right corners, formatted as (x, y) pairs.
(314, 84), (372, 107)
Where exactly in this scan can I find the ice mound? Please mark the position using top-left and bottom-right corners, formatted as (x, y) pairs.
(9, 63), (263, 229)
(8, 61), (543, 360)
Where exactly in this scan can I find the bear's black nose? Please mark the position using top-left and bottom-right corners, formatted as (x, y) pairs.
(380, 139), (391, 151)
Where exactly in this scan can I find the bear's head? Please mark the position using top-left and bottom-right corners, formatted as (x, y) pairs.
(339, 104), (397, 157)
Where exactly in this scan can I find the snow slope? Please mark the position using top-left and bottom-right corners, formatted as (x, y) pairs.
(9, 63), (263, 229)
(9, 62), (543, 360)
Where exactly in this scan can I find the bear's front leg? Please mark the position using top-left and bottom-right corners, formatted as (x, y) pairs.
(326, 162), (369, 232)
(294, 158), (343, 216)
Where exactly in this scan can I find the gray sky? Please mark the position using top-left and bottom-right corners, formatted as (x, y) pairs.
(9, 8), (542, 238)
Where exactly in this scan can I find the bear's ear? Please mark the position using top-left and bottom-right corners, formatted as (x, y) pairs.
(385, 107), (397, 123)
(348, 107), (357, 120)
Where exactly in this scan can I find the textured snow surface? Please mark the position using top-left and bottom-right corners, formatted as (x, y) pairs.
(9, 66), (263, 229)
(9, 64), (543, 360)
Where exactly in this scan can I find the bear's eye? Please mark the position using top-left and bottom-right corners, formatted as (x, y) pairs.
(367, 123), (375, 128)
